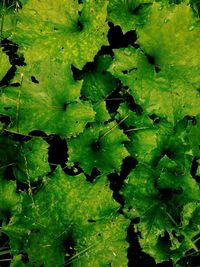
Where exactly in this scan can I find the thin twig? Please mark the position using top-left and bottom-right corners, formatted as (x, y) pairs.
(99, 115), (129, 140)
(124, 127), (149, 133)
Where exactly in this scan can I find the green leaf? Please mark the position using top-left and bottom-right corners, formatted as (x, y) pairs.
(174, 203), (200, 262)
(122, 164), (169, 243)
(0, 135), (17, 177)
(81, 55), (117, 102)
(0, 70), (96, 136)
(190, 0), (200, 16)
(137, 2), (200, 67)
(157, 133), (193, 170)
(68, 122), (129, 175)
(107, 0), (153, 33)
(121, 115), (200, 263)
(0, 48), (11, 81)
(157, 156), (200, 204)
(109, 46), (200, 123)
(93, 101), (110, 123)
(116, 102), (163, 164)
(11, 0), (109, 69)
(10, 254), (27, 267)
(116, 103), (194, 168)
(0, 0), (19, 39)
(0, 135), (50, 182)
(185, 115), (200, 157)
(3, 167), (129, 267)
(128, 127), (160, 164)
(13, 138), (51, 183)
(182, 202), (200, 229)
(0, 179), (22, 221)
(197, 159), (200, 176)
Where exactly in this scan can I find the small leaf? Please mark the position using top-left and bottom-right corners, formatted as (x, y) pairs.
(0, 135), (50, 182)
(81, 55), (117, 102)
(0, 48), (11, 81)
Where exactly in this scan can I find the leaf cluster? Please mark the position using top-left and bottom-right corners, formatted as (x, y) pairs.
(0, 0), (199, 266)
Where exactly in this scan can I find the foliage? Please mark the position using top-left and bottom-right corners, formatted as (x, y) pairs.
(0, 0), (199, 266)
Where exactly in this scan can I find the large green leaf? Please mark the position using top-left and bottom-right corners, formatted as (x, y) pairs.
(137, 2), (200, 68)
(109, 46), (200, 123)
(0, 73), (96, 136)
(3, 167), (129, 267)
(11, 0), (109, 69)
(68, 122), (129, 175)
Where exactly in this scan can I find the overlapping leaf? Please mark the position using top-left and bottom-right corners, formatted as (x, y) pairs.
(93, 101), (110, 123)
(0, 0), (109, 136)
(3, 167), (129, 267)
(0, 1), (200, 267)
(81, 55), (117, 102)
(109, 46), (200, 123)
(116, 102), (173, 164)
(122, 159), (200, 263)
(121, 115), (200, 263)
